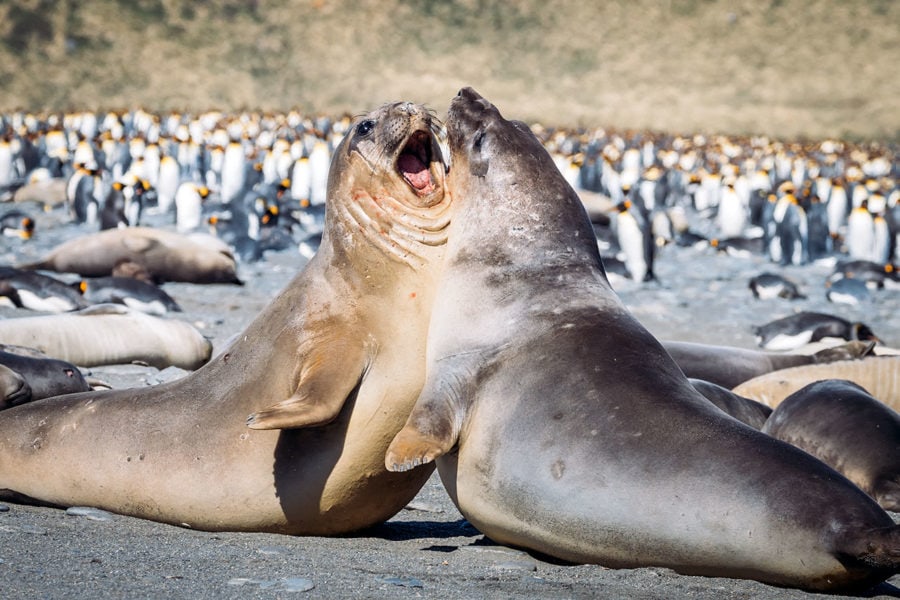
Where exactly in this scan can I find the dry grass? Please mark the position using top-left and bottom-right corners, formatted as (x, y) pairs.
(0, 0), (898, 140)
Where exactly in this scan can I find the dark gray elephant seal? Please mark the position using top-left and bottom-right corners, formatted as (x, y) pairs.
(762, 379), (900, 512)
(385, 88), (900, 592)
(0, 364), (30, 408)
(688, 378), (771, 429)
(0, 101), (451, 534)
(664, 339), (875, 389)
(0, 346), (90, 402)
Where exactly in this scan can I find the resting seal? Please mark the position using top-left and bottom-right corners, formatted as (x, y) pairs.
(663, 339), (875, 389)
(0, 346), (90, 401)
(386, 88), (900, 592)
(762, 379), (900, 512)
(732, 356), (900, 411)
(0, 364), (30, 408)
(0, 304), (211, 370)
(21, 227), (243, 284)
(0, 101), (450, 534)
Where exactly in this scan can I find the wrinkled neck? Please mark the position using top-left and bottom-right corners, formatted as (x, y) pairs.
(329, 185), (452, 273)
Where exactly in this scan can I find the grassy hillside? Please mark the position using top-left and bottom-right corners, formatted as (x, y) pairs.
(1, 0), (898, 140)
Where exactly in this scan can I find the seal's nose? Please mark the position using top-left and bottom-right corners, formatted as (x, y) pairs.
(399, 102), (416, 115)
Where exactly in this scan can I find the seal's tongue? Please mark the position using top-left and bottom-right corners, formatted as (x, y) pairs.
(399, 152), (435, 193)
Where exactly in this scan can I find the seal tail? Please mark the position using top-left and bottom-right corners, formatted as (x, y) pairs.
(16, 259), (49, 272)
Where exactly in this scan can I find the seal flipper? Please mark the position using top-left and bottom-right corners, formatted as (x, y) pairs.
(246, 339), (369, 430)
(385, 373), (467, 472)
(872, 479), (900, 513)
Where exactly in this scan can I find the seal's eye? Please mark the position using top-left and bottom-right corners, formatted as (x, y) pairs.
(356, 120), (375, 137)
(473, 131), (485, 151)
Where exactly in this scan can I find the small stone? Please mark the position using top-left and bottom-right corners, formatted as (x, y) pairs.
(66, 506), (114, 521)
(257, 546), (285, 556)
(227, 578), (264, 587)
(277, 577), (315, 592)
(0, 504), (9, 512)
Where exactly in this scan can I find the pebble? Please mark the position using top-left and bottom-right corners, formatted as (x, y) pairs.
(228, 577), (315, 592)
(147, 366), (190, 385)
(0, 504), (9, 512)
(491, 560), (538, 572)
(65, 506), (115, 521)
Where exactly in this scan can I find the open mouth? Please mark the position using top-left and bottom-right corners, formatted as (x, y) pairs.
(397, 130), (438, 196)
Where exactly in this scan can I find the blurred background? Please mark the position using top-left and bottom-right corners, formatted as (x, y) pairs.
(0, 0), (897, 140)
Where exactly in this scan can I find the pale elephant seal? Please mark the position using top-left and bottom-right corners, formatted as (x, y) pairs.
(21, 226), (242, 284)
(385, 88), (900, 592)
(762, 379), (900, 512)
(733, 356), (900, 411)
(0, 364), (30, 408)
(663, 339), (875, 389)
(0, 304), (211, 369)
(0, 101), (450, 534)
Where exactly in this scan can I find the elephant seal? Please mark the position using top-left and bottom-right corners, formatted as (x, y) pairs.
(385, 88), (900, 592)
(0, 364), (31, 408)
(761, 379), (900, 512)
(663, 339), (875, 389)
(733, 356), (900, 411)
(0, 346), (90, 401)
(21, 227), (242, 284)
(688, 378), (771, 429)
(0, 101), (450, 534)
(0, 304), (211, 369)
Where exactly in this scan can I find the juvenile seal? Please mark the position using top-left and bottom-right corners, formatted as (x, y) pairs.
(21, 226), (242, 285)
(733, 356), (900, 410)
(0, 364), (30, 408)
(761, 379), (900, 512)
(688, 378), (771, 429)
(386, 88), (900, 592)
(0, 304), (211, 369)
(663, 339), (874, 389)
(0, 346), (90, 401)
(0, 101), (450, 534)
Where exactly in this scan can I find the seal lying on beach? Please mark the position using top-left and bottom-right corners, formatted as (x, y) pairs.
(0, 101), (450, 534)
(386, 88), (900, 592)
(0, 304), (211, 369)
(663, 339), (875, 389)
(21, 226), (242, 284)
(733, 356), (900, 411)
(762, 379), (900, 512)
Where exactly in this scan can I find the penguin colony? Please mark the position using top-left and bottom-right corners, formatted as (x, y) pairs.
(1, 109), (898, 351)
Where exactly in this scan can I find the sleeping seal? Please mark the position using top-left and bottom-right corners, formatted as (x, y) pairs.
(0, 101), (450, 534)
(385, 88), (900, 592)
(762, 379), (900, 512)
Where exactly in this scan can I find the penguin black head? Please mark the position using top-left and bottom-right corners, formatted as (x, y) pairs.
(852, 322), (880, 344)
